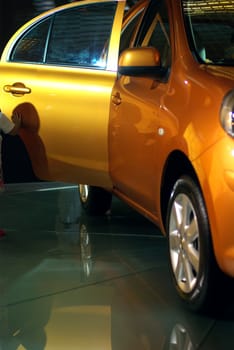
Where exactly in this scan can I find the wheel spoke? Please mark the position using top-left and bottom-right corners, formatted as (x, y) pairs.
(185, 214), (199, 274)
(181, 194), (190, 230)
(171, 200), (183, 230)
(170, 229), (181, 251)
(183, 254), (196, 290)
(174, 249), (184, 281)
(169, 192), (200, 293)
(184, 239), (199, 275)
(174, 249), (196, 292)
(186, 216), (199, 244)
(185, 243), (199, 274)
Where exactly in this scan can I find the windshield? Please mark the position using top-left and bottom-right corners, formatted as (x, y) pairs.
(182, 0), (234, 66)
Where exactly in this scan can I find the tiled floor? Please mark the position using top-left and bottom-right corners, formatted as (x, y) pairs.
(0, 182), (234, 349)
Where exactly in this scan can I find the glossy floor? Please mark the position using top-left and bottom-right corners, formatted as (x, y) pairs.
(0, 182), (234, 350)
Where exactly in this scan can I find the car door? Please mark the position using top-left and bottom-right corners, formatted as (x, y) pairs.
(109, 0), (173, 217)
(0, 0), (126, 187)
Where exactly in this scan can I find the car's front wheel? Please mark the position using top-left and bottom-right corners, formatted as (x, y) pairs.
(79, 184), (112, 215)
(166, 176), (225, 313)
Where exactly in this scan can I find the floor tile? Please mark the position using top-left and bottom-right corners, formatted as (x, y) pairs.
(0, 182), (233, 349)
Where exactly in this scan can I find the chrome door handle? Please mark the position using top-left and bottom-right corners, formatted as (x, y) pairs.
(4, 82), (31, 96)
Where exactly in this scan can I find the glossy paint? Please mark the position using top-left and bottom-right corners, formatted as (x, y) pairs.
(0, 0), (126, 188)
(109, 0), (234, 276)
(1, 0), (234, 278)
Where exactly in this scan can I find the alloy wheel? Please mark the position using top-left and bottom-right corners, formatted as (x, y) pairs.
(168, 193), (200, 294)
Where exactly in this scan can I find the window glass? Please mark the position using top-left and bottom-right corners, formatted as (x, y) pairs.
(10, 19), (51, 63)
(46, 3), (117, 68)
(182, 0), (234, 65)
(119, 7), (145, 54)
(136, 1), (171, 70)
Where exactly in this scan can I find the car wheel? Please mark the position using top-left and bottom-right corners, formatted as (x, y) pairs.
(166, 175), (224, 313)
(79, 184), (112, 215)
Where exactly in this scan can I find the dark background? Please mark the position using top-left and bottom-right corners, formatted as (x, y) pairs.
(0, 0), (138, 54)
(0, 1), (73, 54)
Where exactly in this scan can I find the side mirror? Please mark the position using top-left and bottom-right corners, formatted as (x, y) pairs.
(118, 47), (168, 79)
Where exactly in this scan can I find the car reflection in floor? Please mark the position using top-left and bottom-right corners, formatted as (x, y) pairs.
(0, 182), (234, 349)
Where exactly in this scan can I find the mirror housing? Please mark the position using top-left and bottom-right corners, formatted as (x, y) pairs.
(118, 47), (168, 79)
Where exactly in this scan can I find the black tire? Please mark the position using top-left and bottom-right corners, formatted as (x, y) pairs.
(166, 175), (226, 313)
(79, 184), (112, 215)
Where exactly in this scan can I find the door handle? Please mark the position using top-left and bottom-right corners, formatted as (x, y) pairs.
(112, 92), (122, 106)
(3, 82), (31, 96)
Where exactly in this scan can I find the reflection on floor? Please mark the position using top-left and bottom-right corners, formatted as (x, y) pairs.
(0, 182), (234, 350)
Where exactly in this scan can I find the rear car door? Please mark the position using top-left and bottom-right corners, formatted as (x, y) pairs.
(0, 0), (126, 187)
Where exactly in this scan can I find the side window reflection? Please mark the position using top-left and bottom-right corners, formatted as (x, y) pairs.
(10, 19), (51, 63)
(137, 1), (171, 70)
(46, 4), (117, 69)
(119, 8), (145, 54)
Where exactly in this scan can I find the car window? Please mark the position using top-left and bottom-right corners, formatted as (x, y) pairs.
(46, 3), (117, 69)
(10, 19), (51, 63)
(9, 2), (117, 69)
(182, 0), (234, 65)
(119, 6), (145, 54)
(135, 0), (171, 70)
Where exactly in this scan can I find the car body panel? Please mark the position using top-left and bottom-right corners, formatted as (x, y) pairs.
(196, 136), (234, 276)
(0, 63), (118, 186)
(0, 0), (126, 188)
(110, 75), (170, 219)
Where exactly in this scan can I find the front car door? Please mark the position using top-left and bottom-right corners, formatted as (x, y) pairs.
(0, 0), (126, 187)
(109, 0), (172, 219)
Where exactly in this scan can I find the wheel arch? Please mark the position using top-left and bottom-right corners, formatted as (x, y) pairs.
(161, 152), (232, 313)
(160, 150), (200, 232)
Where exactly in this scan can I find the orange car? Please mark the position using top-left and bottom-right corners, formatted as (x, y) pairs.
(1, 0), (234, 312)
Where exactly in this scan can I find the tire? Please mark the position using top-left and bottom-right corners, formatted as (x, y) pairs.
(166, 175), (225, 313)
(79, 184), (112, 215)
